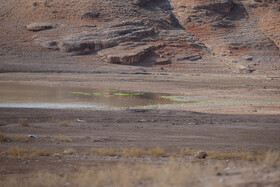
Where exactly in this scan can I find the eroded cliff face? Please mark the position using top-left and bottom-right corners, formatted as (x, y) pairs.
(170, 0), (280, 72)
(0, 0), (279, 73)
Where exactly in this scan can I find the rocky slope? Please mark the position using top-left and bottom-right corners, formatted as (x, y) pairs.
(0, 0), (279, 73)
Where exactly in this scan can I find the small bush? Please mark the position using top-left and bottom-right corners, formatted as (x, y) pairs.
(121, 147), (146, 157)
(59, 121), (68, 126)
(0, 132), (11, 142)
(147, 147), (165, 157)
(19, 118), (29, 127)
(53, 135), (72, 142)
(13, 136), (30, 142)
(32, 149), (54, 156)
(91, 148), (118, 156)
(5, 146), (28, 158)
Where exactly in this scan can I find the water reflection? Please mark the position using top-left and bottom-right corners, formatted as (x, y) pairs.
(0, 82), (177, 109)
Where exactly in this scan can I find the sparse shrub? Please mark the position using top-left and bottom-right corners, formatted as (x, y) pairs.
(147, 147), (165, 157)
(59, 121), (68, 126)
(32, 149), (54, 156)
(0, 132), (11, 142)
(5, 146), (28, 158)
(121, 147), (146, 157)
(19, 118), (29, 127)
(53, 135), (72, 142)
(13, 136), (30, 142)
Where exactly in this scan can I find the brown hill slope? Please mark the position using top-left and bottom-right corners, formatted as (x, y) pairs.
(0, 0), (279, 73)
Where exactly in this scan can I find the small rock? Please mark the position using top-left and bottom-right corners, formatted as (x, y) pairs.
(155, 58), (171, 65)
(77, 119), (86, 122)
(26, 22), (57, 31)
(244, 56), (254, 61)
(28, 134), (37, 139)
(34, 37), (59, 50)
(211, 20), (235, 28)
(177, 54), (202, 61)
(81, 11), (100, 20)
(194, 150), (207, 159)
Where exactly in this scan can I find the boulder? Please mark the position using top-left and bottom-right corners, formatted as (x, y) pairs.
(98, 43), (153, 64)
(34, 37), (59, 50)
(27, 22), (57, 31)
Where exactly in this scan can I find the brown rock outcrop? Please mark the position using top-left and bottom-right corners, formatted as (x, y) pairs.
(98, 43), (153, 64)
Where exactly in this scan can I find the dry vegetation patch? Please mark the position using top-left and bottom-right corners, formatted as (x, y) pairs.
(32, 149), (54, 156)
(53, 135), (72, 142)
(121, 147), (146, 157)
(0, 132), (11, 142)
(2, 146), (28, 158)
(90, 148), (118, 156)
(147, 147), (165, 157)
(18, 118), (29, 127)
(207, 150), (265, 161)
(59, 121), (69, 126)
(13, 136), (30, 142)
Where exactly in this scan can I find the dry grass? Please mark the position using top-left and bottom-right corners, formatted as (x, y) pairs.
(147, 147), (165, 157)
(207, 150), (264, 161)
(18, 118), (29, 127)
(3, 146), (28, 158)
(53, 135), (72, 142)
(13, 136), (30, 142)
(64, 148), (77, 155)
(91, 148), (118, 156)
(180, 147), (266, 161)
(180, 148), (194, 156)
(263, 151), (280, 167)
(0, 132), (11, 142)
(32, 149), (54, 156)
(1, 163), (203, 187)
(121, 147), (146, 157)
(59, 121), (68, 126)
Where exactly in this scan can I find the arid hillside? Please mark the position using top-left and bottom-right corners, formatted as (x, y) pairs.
(0, 0), (279, 73)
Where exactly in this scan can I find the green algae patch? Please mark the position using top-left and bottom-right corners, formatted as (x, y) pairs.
(160, 96), (190, 102)
(69, 92), (91, 95)
(131, 92), (145, 95)
(114, 93), (130, 96)
(92, 92), (101, 96)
